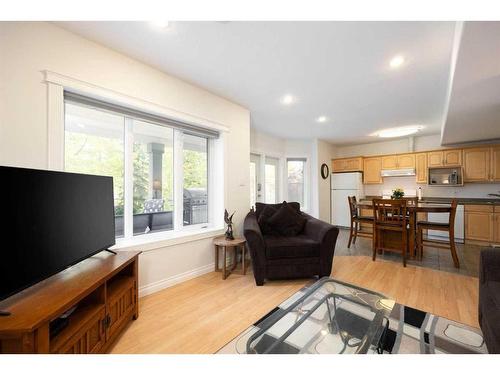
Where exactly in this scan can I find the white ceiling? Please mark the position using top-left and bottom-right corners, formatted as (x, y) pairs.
(442, 21), (500, 145)
(58, 21), (457, 145)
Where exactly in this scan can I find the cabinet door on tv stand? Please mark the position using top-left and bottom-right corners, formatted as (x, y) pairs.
(106, 279), (136, 341)
(52, 307), (106, 354)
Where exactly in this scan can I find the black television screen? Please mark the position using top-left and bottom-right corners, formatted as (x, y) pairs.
(0, 166), (115, 301)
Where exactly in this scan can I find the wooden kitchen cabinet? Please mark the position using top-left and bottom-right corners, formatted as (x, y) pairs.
(332, 157), (363, 172)
(444, 149), (462, 166)
(428, 151), (444, 167)
(464, 147), (491, 182)
(494, 211), (500, 244)
(427, 149), (462, 167)
(381, 155), (398, 169)
(381, 154), (414, 169)
(415, 153), (428, 184)
(363, 157), (382, 184)
(397, 153), (416, 168)
(465, 205), (494, 243)
(492, 146), (500, 182)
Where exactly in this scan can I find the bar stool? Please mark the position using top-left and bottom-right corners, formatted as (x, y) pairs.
(416, 199), (460, 268)
(347, 196), (373, 248)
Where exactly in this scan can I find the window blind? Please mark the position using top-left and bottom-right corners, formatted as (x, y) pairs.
(64, 91), (219, 139)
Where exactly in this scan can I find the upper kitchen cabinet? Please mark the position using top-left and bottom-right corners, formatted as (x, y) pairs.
(332, 157), (363, 172)
(415, 153), (428, 184)
(427, 151), (444, 167)
(444, 149), (462, 166)
(427, 149), (462, 167)
(397, 153), (416, 169)
(381, 155), (397, 169)
(464, 147), (491, 182)
(363, 157), (382, 184)
(381, 153), (415, 169)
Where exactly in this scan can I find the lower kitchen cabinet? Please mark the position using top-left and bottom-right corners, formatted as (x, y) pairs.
(464, 205), (497, 244)
(495, 212), (500, 243)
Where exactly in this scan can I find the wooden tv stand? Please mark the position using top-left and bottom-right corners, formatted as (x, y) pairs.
(0, 251), (141, 353)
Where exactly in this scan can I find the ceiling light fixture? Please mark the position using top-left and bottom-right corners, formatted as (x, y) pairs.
(280, 94), (296, 105)
(150, 21), (170, 29)
(316, 116), (328, 123)
(372, 125), (425, 138)
(389, 55), (405, 69)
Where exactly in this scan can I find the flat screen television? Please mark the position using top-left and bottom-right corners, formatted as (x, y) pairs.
(0, 166), (115, 302)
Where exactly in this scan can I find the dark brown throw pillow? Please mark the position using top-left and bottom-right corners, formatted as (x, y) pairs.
(255, 201), (300, 219)
(267, 202), (306, 236)
(258, 205), (279, 235)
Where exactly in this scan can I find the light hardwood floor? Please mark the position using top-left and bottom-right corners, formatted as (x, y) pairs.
(109, 255), (479, 354)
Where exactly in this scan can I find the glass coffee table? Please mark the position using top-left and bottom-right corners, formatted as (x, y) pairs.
(218, 278), (395, 354)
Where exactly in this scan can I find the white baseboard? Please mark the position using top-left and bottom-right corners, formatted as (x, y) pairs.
(139, 263), (215, 297)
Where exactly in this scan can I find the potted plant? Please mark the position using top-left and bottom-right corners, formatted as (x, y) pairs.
(391, 188), (404, 199)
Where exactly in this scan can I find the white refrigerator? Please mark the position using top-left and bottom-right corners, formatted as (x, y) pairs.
(331, 172), (364, 227)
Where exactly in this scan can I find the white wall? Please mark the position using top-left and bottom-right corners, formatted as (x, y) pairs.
(333, 134), (443, 158)
(249, 129), (338, 219)
(312, 140), (336, 222)
(250, 129), (319, 213)
(0, 22), (250, 295)
(250, 127), (286, 156)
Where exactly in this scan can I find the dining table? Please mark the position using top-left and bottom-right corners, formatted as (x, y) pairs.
(355, 199), (453, 258)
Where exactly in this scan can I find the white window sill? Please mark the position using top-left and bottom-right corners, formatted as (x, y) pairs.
(111, 226), (225, 253)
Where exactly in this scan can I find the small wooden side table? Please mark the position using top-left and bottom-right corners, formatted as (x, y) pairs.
(213, 236), (248, 280)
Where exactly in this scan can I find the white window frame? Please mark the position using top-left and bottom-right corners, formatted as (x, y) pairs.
(286, 157), (309, 212)
(45, 71), (226, 251)
(249, 151), (285, 205)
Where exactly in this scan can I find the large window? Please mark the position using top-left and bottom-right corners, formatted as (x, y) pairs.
(132, 120), (174, 236)
(65, 102), (126, 237)
(183, 134), (208, 226)
(287, 158), (307, 208)
(64, 95), (214, 241)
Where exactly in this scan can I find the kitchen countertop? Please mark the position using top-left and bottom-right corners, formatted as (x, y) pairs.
(363, 196), (500, 205)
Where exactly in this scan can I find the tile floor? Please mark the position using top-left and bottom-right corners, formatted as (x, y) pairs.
(334, 228), (483, 277)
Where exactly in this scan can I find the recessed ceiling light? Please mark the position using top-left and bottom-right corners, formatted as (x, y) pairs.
(316, 116), (328, 123)
(372, 125), (424, 138)
(150, 21), (170, 29)
(389, 55), (405, 69)
(280, 94), (296, 105)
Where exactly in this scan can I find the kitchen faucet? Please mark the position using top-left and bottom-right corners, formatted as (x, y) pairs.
(488, 191), (500, 198)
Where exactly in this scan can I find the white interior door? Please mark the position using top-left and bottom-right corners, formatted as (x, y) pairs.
(265, 156), (280, 203)
(250, 153), (262, 206)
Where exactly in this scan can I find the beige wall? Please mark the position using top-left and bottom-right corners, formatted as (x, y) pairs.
(0, 22), (250, 294)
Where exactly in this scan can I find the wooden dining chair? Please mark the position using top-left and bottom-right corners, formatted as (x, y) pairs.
(372, 199), (408, 267)
(347, 196), (373, 248)
(416, 199), (460, 268)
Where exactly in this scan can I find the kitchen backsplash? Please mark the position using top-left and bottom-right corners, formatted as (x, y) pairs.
(363, 176), (500, 199)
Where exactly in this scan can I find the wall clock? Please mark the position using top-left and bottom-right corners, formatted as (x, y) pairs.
(320, 163), (329, 180)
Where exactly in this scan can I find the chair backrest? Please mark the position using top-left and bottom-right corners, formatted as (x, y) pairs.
(403, 197), (417, 206)
(372, 199), (407, 227)
(348, 196), (358, 218)
(448, 199), (458, 228)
